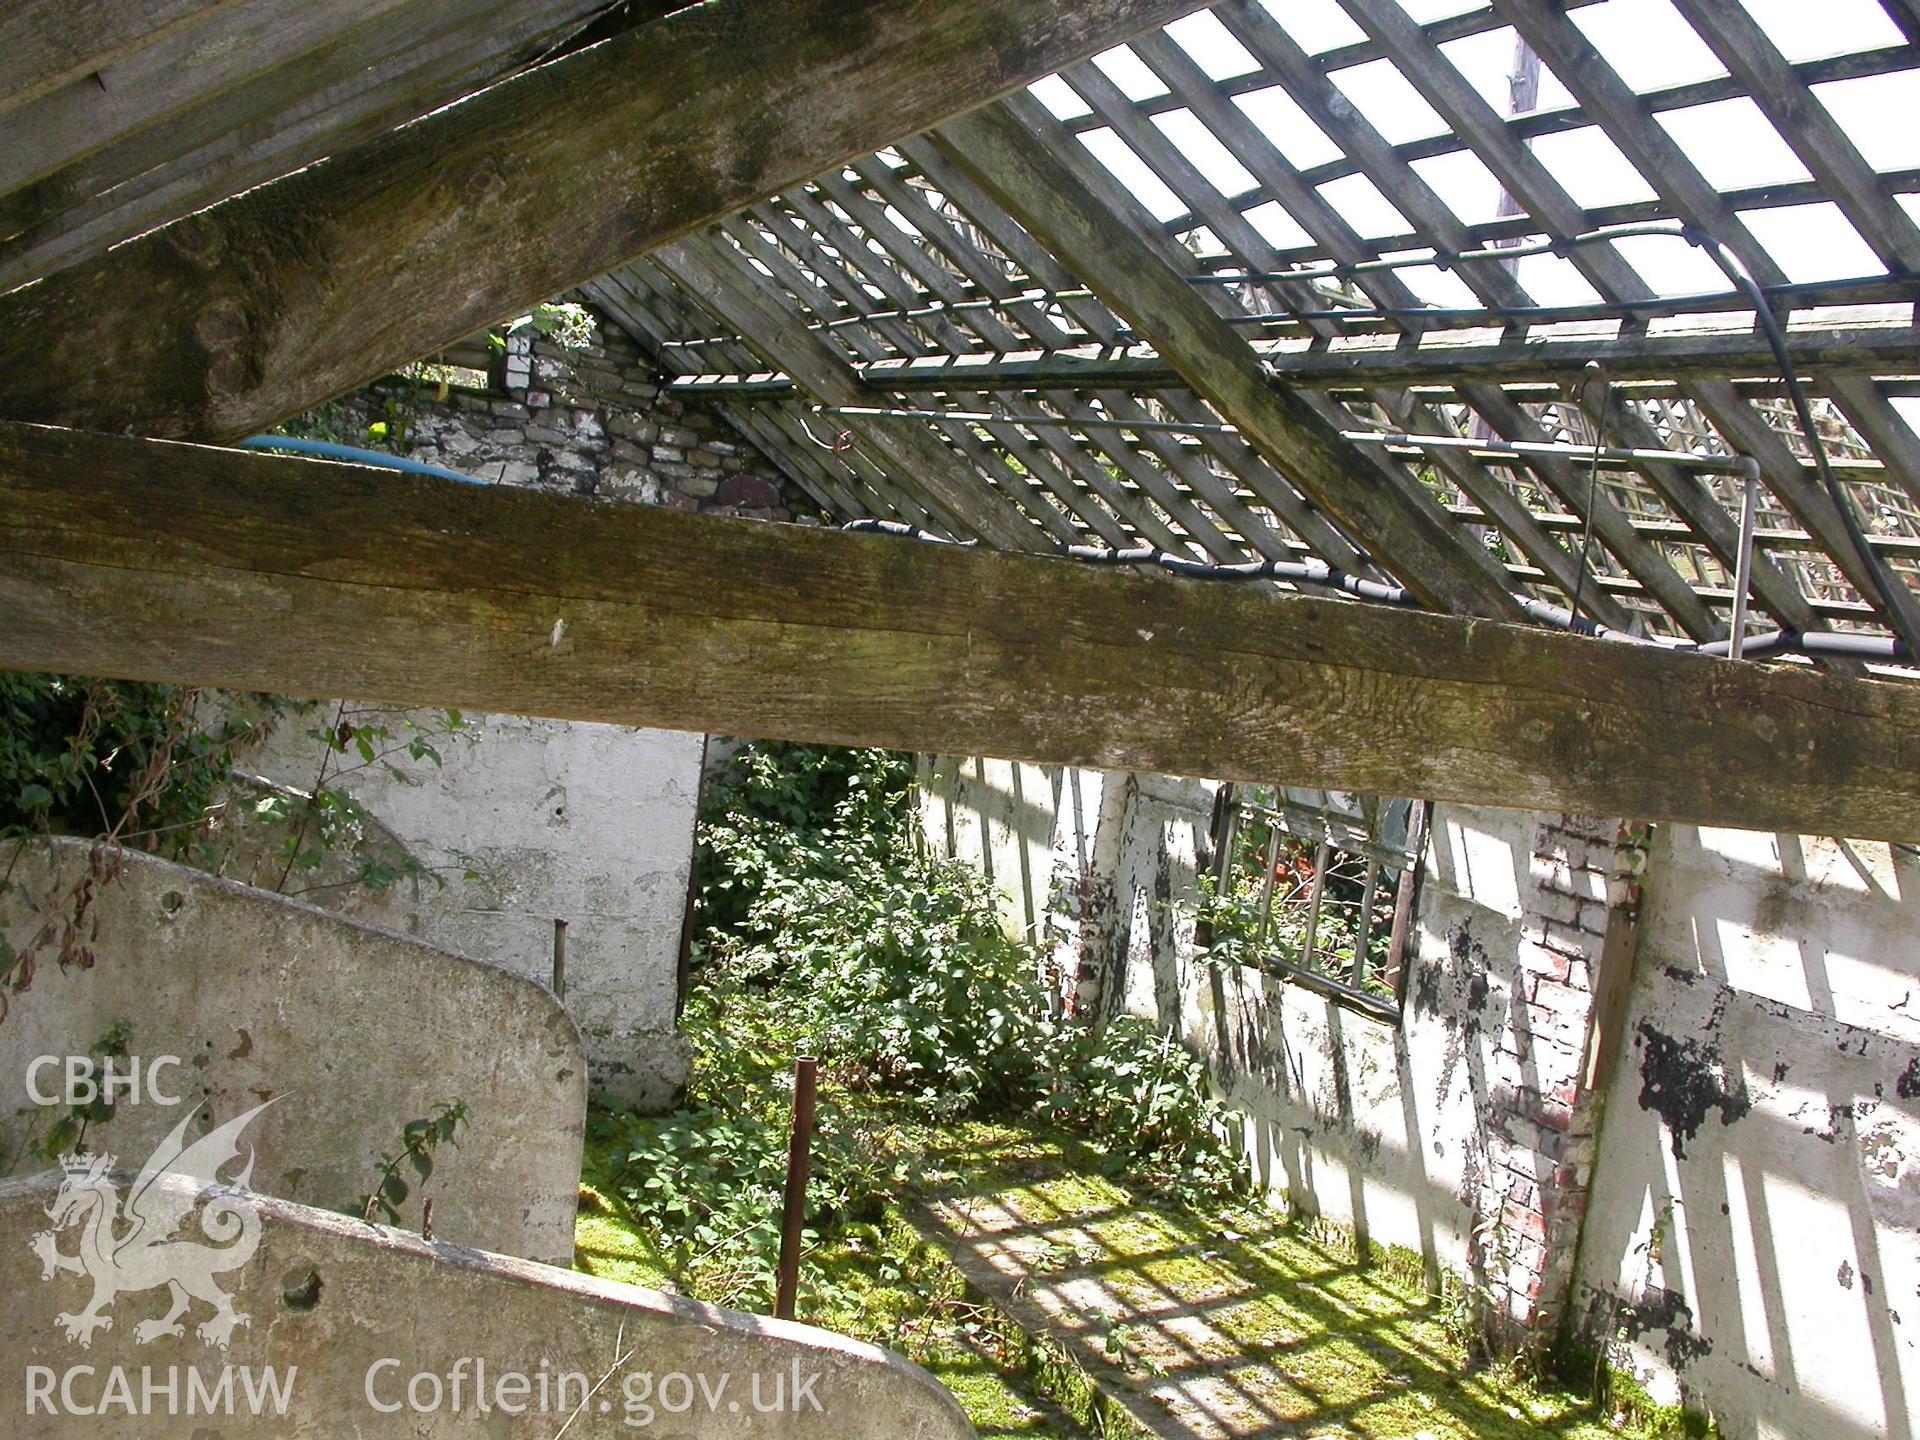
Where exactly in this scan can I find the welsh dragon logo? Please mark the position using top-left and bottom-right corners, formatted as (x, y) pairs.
(28, 1099), (276, 1350)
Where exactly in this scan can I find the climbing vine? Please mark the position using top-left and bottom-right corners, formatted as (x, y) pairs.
(356, 1099), (470, 1234)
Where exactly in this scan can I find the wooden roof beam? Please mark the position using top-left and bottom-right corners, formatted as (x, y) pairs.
(0, 0), (242, 116)
(0, 0), (612, 294)
(6, 420), (1920, 840)
(0, 0), (1212, 442)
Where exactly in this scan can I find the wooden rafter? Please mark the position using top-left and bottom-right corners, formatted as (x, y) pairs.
(592, 0), (1920, 661)
(0, 0), (241, 115)
(652, 237), (1041, 550)
(664, 323), (1920, 396)
(10, 0), (1920, 682)
(1669, 0), (1920, 275)
(0, 0), (615, 293)
(933, 100), (1526, 619)
(0, 0), (1212, 441)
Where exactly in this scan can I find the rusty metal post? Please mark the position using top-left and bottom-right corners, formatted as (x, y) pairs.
(775, 1056), (819, 1320)
(552, 918), (567, 1001)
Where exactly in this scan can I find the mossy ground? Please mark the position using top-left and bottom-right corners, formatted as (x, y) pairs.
(575, 1120), (1079, 1436)
(576, 1109), (1663, 1439)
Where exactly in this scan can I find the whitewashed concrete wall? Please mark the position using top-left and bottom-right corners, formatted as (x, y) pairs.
(1, 1172), (974, 1439)
(915, 756), (1062, 947)
(254, 714), (702, 1112)
(920, 766), (1553, 1285)
(1573, 828), (1920, 1440)
(0, 840), (585, 1264)
(924, 758), (1920, 1436)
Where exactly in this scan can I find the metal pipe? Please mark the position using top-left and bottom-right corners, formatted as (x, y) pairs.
(1349, 430), (1757, 477)
(1253, 833), (1280, 948)
(1214, 269), (1913, 320)
(670, 271), (1916, 350)
(1729, 456), (1762, 661)
(1696, 629), (1909, 661)
(662, 286), (1103, 348)
(659, 228), (1920, 350)
(240, 435), (487, 485)
(774, 1056), (819, 1321)
(812, 286), (1080, 331)
(1382, 803), (1430, 1003)
(1298, 841), (1334, 971)
(1353, 859), (1382, 991)
(812, 403), (1236, 436)
(815, 403), (1762, 474)
(1195, 221), (1748, 289)
(1679, 223), (1920, 660)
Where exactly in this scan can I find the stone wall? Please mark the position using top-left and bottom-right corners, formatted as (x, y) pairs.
(0, 840), (586, 1265)
(919, 759), (1920, 1437)
(255, 299), (809, 1112)
(332, 299), (810, 519)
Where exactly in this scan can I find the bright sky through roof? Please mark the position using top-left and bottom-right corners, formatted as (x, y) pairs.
(1025, 0), (1918, 307)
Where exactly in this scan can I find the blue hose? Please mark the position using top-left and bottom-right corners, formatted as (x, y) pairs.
(241, 435), (486, 486)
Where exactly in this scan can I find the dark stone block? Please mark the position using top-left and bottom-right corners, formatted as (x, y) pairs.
(714, 474), (782, 509)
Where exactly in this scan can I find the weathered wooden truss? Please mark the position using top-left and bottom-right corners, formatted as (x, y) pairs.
(6, 0), (1920, 838)
(591, 0), (1920, 657)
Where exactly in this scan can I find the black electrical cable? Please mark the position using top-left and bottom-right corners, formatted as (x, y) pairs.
(838, 520), (1912, 668)
(1677, 223), (1920, 660)
(831, 222), (1919, 669)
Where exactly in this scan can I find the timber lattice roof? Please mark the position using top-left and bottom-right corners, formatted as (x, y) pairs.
(9, 0), (1920, 672)
(578, 0), (1920, 669)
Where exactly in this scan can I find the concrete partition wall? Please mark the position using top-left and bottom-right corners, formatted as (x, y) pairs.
(916, 757), (1126, 1012)
(250, 713), (702, 1111)
(1572, 829), (1920, 1440)
(0, 1173), (974, 1439)
(0, 839), (586, 1264)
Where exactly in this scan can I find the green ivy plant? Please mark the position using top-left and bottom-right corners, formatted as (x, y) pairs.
(244, 701), (470, 898)
(2, 678), (475, 1029)
(18, 1019), (134, 1165)
(357, 1099), (469, 1231)
(0, 675), (281, 853)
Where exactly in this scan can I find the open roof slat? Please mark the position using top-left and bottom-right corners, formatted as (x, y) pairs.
(551, 0), (1920, 661)
(1126, 14), (1651, 624)
(936, 97), (1526, 617)
(1670, 0), (1920, 275)
(655, 235), (1041, 549)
